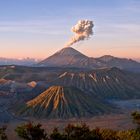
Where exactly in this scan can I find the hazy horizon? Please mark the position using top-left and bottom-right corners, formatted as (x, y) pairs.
(0, 46), (140, 63)
(0, 0), (140, 61)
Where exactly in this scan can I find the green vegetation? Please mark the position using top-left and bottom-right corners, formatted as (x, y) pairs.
(14, 121), (140, 140)
(1, 112), (140, 140)
(0, 126), (8, 140)
(131, 111), (140, 125)
(15, 122), (48, 140)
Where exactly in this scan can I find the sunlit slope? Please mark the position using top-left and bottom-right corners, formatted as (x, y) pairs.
(18, 86), (113, 118)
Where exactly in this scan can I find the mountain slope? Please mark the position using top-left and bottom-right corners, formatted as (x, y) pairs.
(38, 47), (102, 68)
(50, 68), (140, 99)
(17, 86), (114, 118)
(97, 55), (140, 72)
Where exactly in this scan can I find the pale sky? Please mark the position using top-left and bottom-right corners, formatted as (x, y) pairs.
(0, 0), (140, 61)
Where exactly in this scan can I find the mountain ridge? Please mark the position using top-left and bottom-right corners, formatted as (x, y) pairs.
(37, 47), (140, 72)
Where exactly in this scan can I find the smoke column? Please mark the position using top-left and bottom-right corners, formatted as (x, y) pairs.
(65, 20), (94, 47)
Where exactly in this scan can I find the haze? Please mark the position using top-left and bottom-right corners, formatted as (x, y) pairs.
(0, 0), (140, 61)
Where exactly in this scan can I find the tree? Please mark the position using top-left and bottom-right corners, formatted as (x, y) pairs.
(15, 122), (48, 140)
(131, 111), (140, 130)
(0, 125), (8, 140)
(50, 127), (66, 140)
(99, 129), (118, 140)
(64, 123), (74, 140)
(64, 123), (100, 140)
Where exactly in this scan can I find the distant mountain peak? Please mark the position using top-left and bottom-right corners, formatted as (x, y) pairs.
(98, 55), (115, 61)
(38, 47), (89, 67)
(55, 47), (87, 57)
(100, 55), (114, 58)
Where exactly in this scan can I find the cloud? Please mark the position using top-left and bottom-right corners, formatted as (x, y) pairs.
(0, 20), (67, 35)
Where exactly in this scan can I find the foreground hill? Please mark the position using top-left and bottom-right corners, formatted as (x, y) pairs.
(17, 86), (114, 118)
(37, 47), (140, 72)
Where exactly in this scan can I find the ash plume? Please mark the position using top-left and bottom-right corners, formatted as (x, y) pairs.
(65, 20), (94, 47)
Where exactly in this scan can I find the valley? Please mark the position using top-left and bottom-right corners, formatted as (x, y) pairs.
(0, 64), (139, 120)
(0, 47), (139, 140)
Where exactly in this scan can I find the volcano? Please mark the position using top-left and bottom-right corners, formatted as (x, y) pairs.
(37, 47), (140, 72)
(17, 86), (114, 118)
(38, 47), (102, 69)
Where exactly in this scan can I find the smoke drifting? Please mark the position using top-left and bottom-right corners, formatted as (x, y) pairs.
(65, 20), (94, 47)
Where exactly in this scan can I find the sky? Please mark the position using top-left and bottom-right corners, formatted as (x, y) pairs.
(0, 0), (140, 61)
